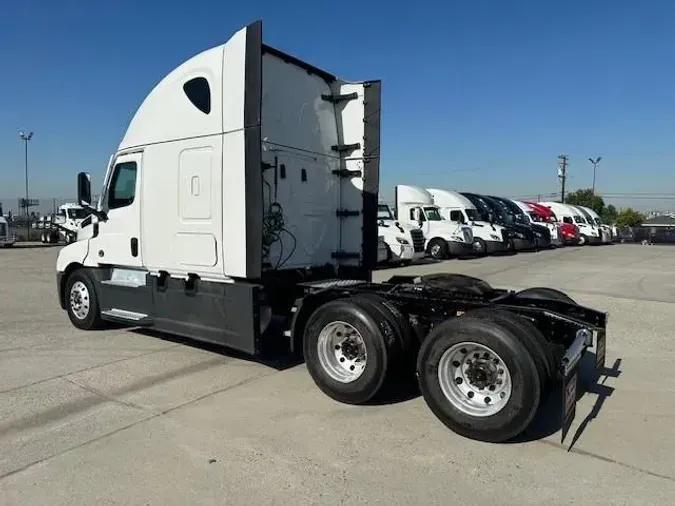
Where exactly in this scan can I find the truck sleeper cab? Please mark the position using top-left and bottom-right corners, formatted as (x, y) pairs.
(571, 205), (611, 244)
(460, 192), (535, 252)
(426, 188), (509, 256)
(377, 203), (426, 264)
(55, 20), (609, 446)
(581, 206), (613, 243)
(540, 202), (601, 246)
(394, 185), (474, 260)
(511, 199), (562, 247)
(527, 202), (579, 246)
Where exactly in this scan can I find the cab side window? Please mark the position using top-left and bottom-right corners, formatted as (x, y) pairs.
(108, 162), (138, 209)
(563, 216), (573, 224)
(449, 210), (463, 223)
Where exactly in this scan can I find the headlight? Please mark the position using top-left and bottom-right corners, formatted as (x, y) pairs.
(490, 234), (500, 241)
(396, 237), (409, 245)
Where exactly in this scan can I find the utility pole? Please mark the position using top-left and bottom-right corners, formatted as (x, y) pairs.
(557, 154), (568, 203)
(588, 156), (602, 194)
(19, 130), (34, 240)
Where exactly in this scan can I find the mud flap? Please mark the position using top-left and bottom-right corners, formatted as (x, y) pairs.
(560, 328), (607, 443)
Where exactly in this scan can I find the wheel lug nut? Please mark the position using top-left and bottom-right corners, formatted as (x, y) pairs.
(483, 353), (489, 359)
(335, 345), (340, 350)
(452, 360), (460, 367)
(498, 369), (504, 375)
(455, 377), (463, 385)
(460, 348), (467, 354)
(493, 358), (499, 365)
(489, 385), (495, 391)
(485, 397), (491, 404)
(339, 357), (345, 362)
(473, 353), (479, 359)
(500, 392), (506, 398)
(467, 391), (474, 398)
(350, 365), (355, 371)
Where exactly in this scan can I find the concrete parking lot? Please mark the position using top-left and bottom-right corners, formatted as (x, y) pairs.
(1, 243), (675, 505)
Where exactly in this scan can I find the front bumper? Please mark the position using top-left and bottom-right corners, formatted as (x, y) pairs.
(513, 238), (536, 251)
(448, 241), (474, 257)
(0, 237), (16, 246)
(586, 234), (603, 245)
(389, 243), (416, 261)
(485, 240), (508, 254)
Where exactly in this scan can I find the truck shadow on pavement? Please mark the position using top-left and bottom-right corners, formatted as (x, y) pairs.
(510, 353), (622, 447)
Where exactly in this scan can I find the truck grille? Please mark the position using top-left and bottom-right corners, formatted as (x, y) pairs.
(0, 223), (6, 237)
(501, 229), (508, 243)
(410, 229), (425, 252)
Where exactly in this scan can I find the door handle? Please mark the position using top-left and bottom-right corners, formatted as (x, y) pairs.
(130, 237), (138, 257)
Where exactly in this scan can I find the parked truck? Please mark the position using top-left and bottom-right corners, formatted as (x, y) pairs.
(55, 20), (607, 444)
(38, 203), (91, 244)
(426, 188), (509, 256)
(0, 203), (16, 247)
(377, 203), (426, 265)
(395, 185), (474, 260)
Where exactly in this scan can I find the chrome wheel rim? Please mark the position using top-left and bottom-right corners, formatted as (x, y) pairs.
(69, 281), (90, 320)
(317, 321), (367, 383)
(438, 342), (513, 417)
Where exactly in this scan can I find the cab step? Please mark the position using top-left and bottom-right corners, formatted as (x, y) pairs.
(101, 308), (153, 326)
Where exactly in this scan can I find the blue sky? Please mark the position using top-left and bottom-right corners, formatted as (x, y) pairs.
(1, 0), (674, 212)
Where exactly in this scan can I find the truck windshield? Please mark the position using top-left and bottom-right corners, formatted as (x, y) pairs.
(423, 207), (443, 221)
(465, 209), (479, 222)
(377, 205), (394, 220)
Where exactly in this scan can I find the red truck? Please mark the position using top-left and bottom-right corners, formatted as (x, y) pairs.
(525, 202), (580, 246)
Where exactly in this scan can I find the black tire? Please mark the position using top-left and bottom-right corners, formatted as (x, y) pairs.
(461, 308), (555, 393)
(427, 238), (449, 260)
(473, 237), (488, 256)
(65, 269), (105, 330)
(515, 287), (577, 305)
(417, 316), (541, 442)
(303, 297), (396, 405)
(352, 293), (418, 365)
(417, 273), (494, 297)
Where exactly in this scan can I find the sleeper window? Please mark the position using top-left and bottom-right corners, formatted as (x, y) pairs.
(108, 162), (137, 209)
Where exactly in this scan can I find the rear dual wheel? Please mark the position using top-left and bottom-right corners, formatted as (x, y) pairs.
(303, 295), (413, 405)
(417, 313), (545, 442)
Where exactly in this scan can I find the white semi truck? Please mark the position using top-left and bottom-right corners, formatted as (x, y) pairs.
(38, 203), (91, 244)
(377, 203), (426, 264)
(426, 188), (509, 256)
(394, 185), (474, 260)
(55, 20), (608, 444)
(0, 203), (15, 247)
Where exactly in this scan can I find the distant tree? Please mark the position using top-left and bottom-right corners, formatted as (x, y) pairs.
(565, 188), (605, 215)
(601, 204), (618, 224)
(615, 208), (646, 228)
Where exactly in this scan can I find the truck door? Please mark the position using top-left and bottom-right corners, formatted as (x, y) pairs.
(90, 152), (144, 268)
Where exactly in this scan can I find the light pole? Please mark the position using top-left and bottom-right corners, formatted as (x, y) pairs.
(19, 130), (33, 240)
(588, 156), (602, 194)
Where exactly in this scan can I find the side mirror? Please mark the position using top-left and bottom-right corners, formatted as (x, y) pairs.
(77, 172), (92, 207)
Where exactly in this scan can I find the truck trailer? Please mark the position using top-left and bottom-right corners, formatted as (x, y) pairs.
(55, 20), (607, 444)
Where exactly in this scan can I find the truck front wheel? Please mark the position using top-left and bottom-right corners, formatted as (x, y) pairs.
(65, 270), (104, 330)
(427, 238), (449, 260)
(417, 316), (541, 443)
(303, 298), (395, 405)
